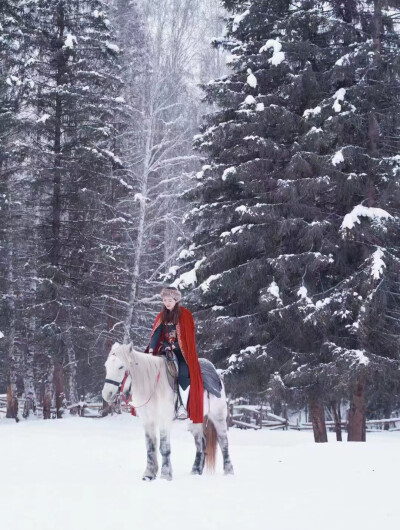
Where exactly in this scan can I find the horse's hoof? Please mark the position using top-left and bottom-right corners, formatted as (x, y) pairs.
(142, 475), (156, 481)
(224, 467), (234, 475)
(191, 468), (202, 476)
(160, 473), (172, 481)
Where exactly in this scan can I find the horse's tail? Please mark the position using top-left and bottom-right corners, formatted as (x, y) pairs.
(204, 417), (218, 473)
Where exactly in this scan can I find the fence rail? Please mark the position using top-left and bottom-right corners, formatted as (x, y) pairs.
(228, 402), (400, 432)
(2, 395), (400, 430)
(228, 404), (291, 430)
(0, 397), (129, 419)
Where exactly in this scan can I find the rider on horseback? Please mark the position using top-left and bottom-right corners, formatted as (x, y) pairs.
(146, 287), (204, 422)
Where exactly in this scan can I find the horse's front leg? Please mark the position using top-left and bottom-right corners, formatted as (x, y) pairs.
(159, 429), (172, 481)
(143, 423), (158, 481)
(189, 423), (206, 475)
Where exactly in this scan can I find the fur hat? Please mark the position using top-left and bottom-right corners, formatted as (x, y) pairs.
(160, 287), (182, 302)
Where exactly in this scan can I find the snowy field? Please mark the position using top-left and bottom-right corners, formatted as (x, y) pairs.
(1, 414), (399, 530)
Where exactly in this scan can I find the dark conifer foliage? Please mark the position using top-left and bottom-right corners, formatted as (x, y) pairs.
(1, 0), (224, 412)
(2, 0), (399, 426)
(175, 0), (400, 415)
(0, 0), (131, 407)
(0, 0), (38, 400)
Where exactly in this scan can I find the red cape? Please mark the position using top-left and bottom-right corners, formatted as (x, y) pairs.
(145, 306), (204, 424)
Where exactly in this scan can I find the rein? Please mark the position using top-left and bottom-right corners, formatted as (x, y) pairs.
(129, 370), (161, 409)
(121, 371), (132, 404)
(106, 353), (162, 409)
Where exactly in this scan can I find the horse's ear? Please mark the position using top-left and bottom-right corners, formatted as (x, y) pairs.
(109, 341), (120, 355)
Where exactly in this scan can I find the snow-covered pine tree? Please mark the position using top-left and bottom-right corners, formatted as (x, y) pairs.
(1, 0), (235, 408)
(2, 0), (127, 410)
(0, 2), (16, 391)
(174, 0), (400, 440)
(265, 0), (400, 442)
(100, 0), (150, 354)
(0, 0), (38, 417)
(174, 0), (301, 398)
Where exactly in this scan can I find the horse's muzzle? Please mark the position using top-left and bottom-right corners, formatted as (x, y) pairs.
(102, 385), (117, 403)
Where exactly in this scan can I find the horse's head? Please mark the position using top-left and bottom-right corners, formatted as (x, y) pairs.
(102, 342), (133, 404)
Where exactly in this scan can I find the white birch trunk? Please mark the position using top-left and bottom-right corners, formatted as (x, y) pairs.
(123, 116), (153, 343)
(65, 329), (79, 405)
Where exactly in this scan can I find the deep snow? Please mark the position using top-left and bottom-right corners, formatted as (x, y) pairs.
(1, 414), (399, 530)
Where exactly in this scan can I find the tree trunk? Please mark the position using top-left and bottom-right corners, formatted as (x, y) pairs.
(43, 360), (54, 420)
(367, 0), (382, 159)
(123, 116), (152, 343)
(347, 373), (366, 442)
(383, 402), (392, 431)
(47, 3), (66, 417)
(24, 267), (38, 407)
(43, 389), (52, 419)
(372, 0), (382, 57)
(54, 361), (65, 419)
(51, 2), (65, 270)
(309, 396), (328, 443)
(342, 0), (357, 23)
(5, 185), (18, 421)
(6, 378), (19, 421)
(23, 349), (37, 409)
(331, 401), (342, 442)
(65, 328), (79, 406)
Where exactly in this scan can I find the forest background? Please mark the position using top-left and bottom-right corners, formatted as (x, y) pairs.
(1, 0), (400, 442)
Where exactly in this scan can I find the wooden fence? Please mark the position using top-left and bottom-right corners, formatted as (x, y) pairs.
(228, 403), (400, 432)
(228, 404), (290, 430)
(2, 394), (400, 430)
(0, 396), (126, 419)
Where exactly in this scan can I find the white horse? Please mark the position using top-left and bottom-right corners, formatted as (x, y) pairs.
(102, 342), (234, 481)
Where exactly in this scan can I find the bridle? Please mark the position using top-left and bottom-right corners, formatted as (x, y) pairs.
(105, 370), (132, 404)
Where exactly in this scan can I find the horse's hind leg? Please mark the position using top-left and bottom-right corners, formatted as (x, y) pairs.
(214, 419), (234, 475)
(189, 423), (206, 475)
(159, 429), (172, 481)
(143, 423), (159, 481)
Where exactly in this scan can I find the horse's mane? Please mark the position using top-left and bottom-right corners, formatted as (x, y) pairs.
(110, 343), (165, 398)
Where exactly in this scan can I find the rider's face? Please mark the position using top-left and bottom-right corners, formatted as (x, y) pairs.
(163, 297), (176, 311)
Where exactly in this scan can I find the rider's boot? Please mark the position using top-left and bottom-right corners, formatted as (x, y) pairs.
(175, 385), (190, 420)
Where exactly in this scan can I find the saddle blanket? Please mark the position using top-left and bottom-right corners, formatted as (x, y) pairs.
(199, 358), (222, 398)
(163, 356), (222, 398)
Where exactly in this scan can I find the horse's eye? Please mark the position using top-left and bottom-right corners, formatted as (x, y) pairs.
(119, 366), (124, 370)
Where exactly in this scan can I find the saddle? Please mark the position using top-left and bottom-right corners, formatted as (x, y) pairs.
(162, 352), (222, 398)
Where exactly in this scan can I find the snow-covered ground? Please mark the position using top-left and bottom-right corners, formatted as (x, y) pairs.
(1, 414), (399, 530)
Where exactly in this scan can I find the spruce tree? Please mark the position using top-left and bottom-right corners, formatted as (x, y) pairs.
(0, 0), (38, 413)
(33, 0), (127, 407)
(1, 0), (128, 410)
(174, 0), (400, 439)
